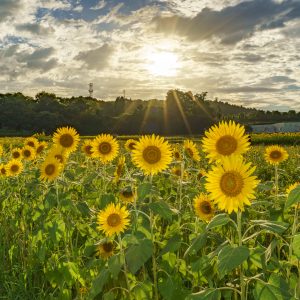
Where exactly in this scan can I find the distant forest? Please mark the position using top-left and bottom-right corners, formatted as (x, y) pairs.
(1, 89), (300, 136)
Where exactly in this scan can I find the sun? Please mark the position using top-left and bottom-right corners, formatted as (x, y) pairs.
(146, 51), (179, 77)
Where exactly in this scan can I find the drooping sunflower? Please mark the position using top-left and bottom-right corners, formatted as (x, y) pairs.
(91, 134), (119, 163)
(113, 156), (125, 183)
(183, 140), (200, 161)
(0, 164), (7, 177)
(22, 146), (36, 161)
(24, 137), (39, 149)
(81, 139), (94, 157)
(132, 134), (172, 176)
(125, 139), (137, 151)
(53, 126), (80, 153)
(40, 157), (62, 181)
(97, 203), (130, 237)
(36, 141), (48, 155)
(264, 145), (288, 165)
(11, 147), (22, 160)
(47, 145), (69, 165)
(205, 156), (259, 213)
(202, 121), (250, 162)
(119, 187), (136, 203)
(97, 241), (115, 259)
(193, 193), (214, 222)
(6, 159), (23, 176)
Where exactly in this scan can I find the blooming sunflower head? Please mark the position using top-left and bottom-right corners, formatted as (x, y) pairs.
(91, 134), (119, 163)
(24, 137), (39, 149)
(202, 121), (250, 162)
(119, 187), (136, 203)
(11, 147), (22, 160)
(197, 168), (207, 181)
(172, 145), (182, 161)
(0, 164), (7, 177)
(48, 145), (69, 165)
(113, 156), (126, 183)
(40, 157), (62, 181)
(81, 139), (93, 157)
(36, 141), (48, 155)
(125, 139), (137, 151)
(205, 156), (260, 213)
(171, 166), (187, 179)
(183, 140), (200, 161)
(264, 145), (288, 165)
(131, 134), (172, 176)
(286, 182), (300, 195)
(6, 159), (23, 177)
(193, 193), (214, 222)
(22, 146), (36, 161)
(97, 203), (130, 237)
(53, 126), (80, 153)
(97, 241), (115, 259)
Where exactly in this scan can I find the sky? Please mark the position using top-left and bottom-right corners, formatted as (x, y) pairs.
(0, 0), (299, 111)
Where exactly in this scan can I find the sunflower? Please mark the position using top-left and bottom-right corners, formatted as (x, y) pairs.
(22, 146), (36, 161)
(172, 145), (182, 161)
(264, 145), (288, 165)
(113, 156), (125, 183)
(53, 126), (80, 153)
(36, 141), (48, 155)
(132, 134), (172, 176)
(91, 134), (119, 163)
(205, 156), (259, 213)
(202, 121), (250, 162)
(6, 159), (23, 176)
(97, 241), (115, 259)
(119, 187), (136, 203)
(183, 140), (200, 161)
(286, 182), (300, 195)
(171, 166), (187, 179)
(24, 137), (39, 149)
(40, 157), (62, 181)
(0, 164), (7, 177)
(197, 168), (207, 181)
(81, 139), (93, 157)
(193, 193), (214, 222)
(11, 148), (22, 160)
(47, 145), (69, 165)
(97, 203), (130, 237)
(0, 144), (3, 156)
(125, 139), (137, 151)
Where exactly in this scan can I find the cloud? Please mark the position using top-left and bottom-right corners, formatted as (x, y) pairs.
(153, 0), (300, 44)
(75, 44), (114, 70)
(16, 23), (54, 35)
(0, 0), (23, 19)
(90, 0), (107, 10)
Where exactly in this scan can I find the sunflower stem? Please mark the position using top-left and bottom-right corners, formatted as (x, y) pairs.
(118, 234), (132, 299)
(149, 174), (159, 300)
(288, 206), (298, 280)
(237, 211), (246, 300)
(274, 165), (279, 202)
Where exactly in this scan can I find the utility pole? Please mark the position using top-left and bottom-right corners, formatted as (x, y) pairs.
(89, 83), (93, 97)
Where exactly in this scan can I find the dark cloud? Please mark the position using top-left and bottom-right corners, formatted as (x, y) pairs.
(17, 47), (58, 72)
(215, 86), (280, 93)
(235, 53), (263, 62)
(75, 44), (114, 70)
(16, 23), (54, 35)
(0, 0), (22, 20)
(0, 44), (19, 57)
(153, 0), (300, 44)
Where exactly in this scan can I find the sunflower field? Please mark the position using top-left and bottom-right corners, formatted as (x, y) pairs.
(0, 121), (299, 300)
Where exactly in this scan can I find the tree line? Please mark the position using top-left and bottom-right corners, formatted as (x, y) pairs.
(0, 90), (299, 136)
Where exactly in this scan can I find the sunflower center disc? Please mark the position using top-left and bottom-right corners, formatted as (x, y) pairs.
(13, 152), (20, 158)
(1, 168), (6, 175)
(23, 150), (31, 157)
(200, 201), (212, 214)
(175, 169), (181, 176)
(174, 152), (180, 159)
(270, 150), (282, 159)
(60, 134), (74, 148)
(129, 143), (136, 150)
(143, 146), (161, 164)
(99, 142), (112, 154)
(216, 135), (238, 156)
(186, 148), (193, 157)
(102, 242), (113, 252)
(45, 164), (55, 176)
(11, 165), (19, 173)
(37, 146), (44, 153)
(28, 142), (35, 147)
(122, 190), (133, 198)
(197, 172), (203, 180)
(85, 145), (93, 155)
(220, 171), (244, 197)
(107, 213), (121, 227)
